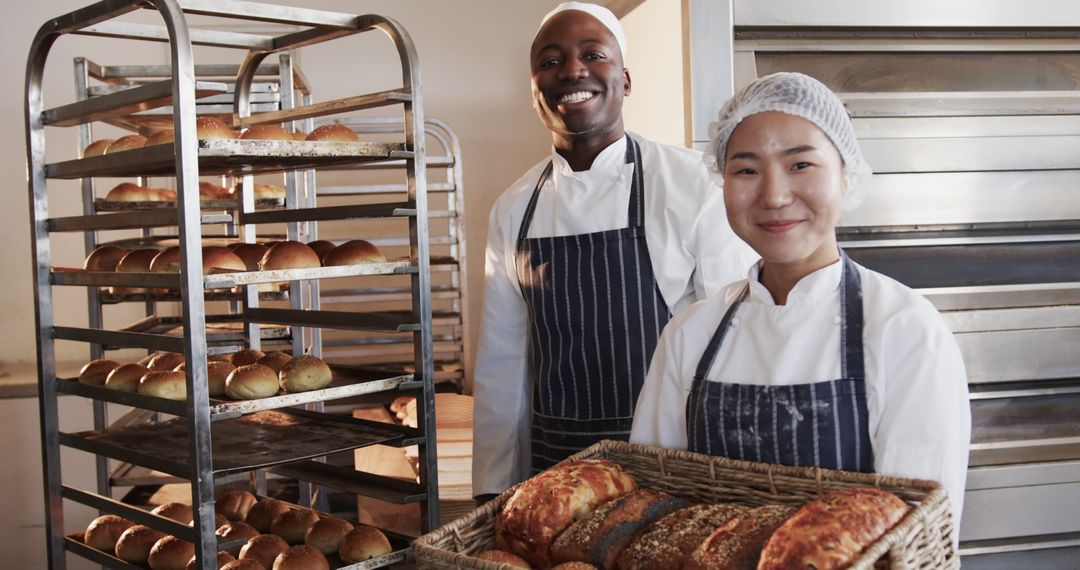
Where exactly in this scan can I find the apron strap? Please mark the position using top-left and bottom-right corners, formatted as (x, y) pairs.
(517, 134), (644, 243)
(839, 251), (866, 381)
(692, 285), (750, 382)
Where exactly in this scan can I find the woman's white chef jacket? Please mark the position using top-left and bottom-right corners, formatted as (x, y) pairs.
(472, 134), (757, 496)
(630, 259), (971, 536)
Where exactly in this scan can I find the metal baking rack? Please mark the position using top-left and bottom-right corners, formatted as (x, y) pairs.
(27, 1), (439, 568)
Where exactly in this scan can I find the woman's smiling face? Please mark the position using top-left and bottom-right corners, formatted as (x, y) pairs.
(722, 111), (847, 274)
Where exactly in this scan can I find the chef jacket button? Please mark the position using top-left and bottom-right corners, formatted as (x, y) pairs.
(731, 316), (741, 326)
(833, 315), (842, 325)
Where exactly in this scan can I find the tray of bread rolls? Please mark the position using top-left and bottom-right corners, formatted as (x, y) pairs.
(65, 490), (412, 570)
(413, 440), (958, 570)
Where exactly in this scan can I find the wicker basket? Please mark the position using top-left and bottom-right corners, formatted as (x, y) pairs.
(413, 440), (959, 570)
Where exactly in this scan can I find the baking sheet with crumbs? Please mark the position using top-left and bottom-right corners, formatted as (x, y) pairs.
(75, 409), (403, 475)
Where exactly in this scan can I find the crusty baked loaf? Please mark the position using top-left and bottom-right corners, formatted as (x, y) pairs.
(84, 245), (130, 271)
(105, 363), (151, 393)
(245, 499), (292, 533)
(338, 526), (392, 563)
(474, 549), (531, 568)
(225, 364), (279, 400)
(683, 504), (797, 570)
(256, 351), (292, 374)
(495, 459), (637, 569)
(304, 516), (353, 555)
(552, 563), (598, 570)
(148, 352), (185, 371)
(240, 124), (292, 141)
(221, 558), (263, 570)
(273, 544), (329, 570)
(551, 489), (689, 569)
(82, 139), (114, 158)
(239, 533), (289, 568)
(148, 535), (195, 570)
(216, 490), (258, 522)
(185, 550), (236, 570)
(758, 487), (910, 570)
(84, 514), (135, 553)
(217, 521), (260, 555)
(271, 508), (319, 545)
(278, 355), (332, 393)
(106, 134), (148, 153)
(305, 124), (359, 142)
(79, 359), (120, 386)
(115, 525), (167, 563)
(151, 502), (194, 524)
(615, 503), (748, 570)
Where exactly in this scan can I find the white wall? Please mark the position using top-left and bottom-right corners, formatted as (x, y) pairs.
(621, 0), (687, 147)
(1, 1), (561, 565)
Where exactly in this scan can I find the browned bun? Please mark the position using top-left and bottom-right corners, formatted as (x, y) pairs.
(338, 526), (391, 563)
(199, 181), (229, 200)
(151, 502), (194, 524)
(278, 355), (332, 393)
(272, 545), (329, 570)
(147, 129), (174, 146)
(322, 240), (385, 266)
(149, 535), (195, 570)
(253, 183), (286, 200)
(188, 512), (230, 529)
(85, 245), (132, 271)
(186, 551), (236, 570)
(304, 517), (353, 556)
(105, 182), (151, 202)
(82, 139), (114, 158)
(240, 533), (289, 568)
(84, 514), (135, 552)
(149, 247), (182, 273)
(205, 360), (236, 397)
(260, 241), (320, 271)
(305, 124), (359, 142)
(225, 364), (280, 400)
(245, 499), (292, 533)
(217, 521), (261, 555)
(475, 550), (531, 569)
(241, 124), (292, 141)
(551, 563), (596, 570)
(216, 490), (259, 522)
(230, 349), (266, 367)
(222, 559), (264, 570)
(291, 131), (307, 141)
(149, 188), (177, 202)
(115, 525), (167, 563)
(79, 359), (121, 386)
(105, 363), (151, 393)
(270, 509), (320, 545)
(197, 116), (238, 140)
(138, 370), (187, 400)
(203, 246), (247, 273)
(149, 352), (185, 371)
(232, 244), (270, 271)
(305, 240), (335, 261)
(115, 248), (160, 276)
(256, 351), (292, 374)
(106, 134), (148, 153)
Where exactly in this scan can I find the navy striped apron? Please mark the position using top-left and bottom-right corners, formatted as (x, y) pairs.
(516, 135), (670, 472)
(685, 253), (874, 472)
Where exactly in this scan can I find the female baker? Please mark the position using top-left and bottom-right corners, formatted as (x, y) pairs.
(630, 72), (970, 536)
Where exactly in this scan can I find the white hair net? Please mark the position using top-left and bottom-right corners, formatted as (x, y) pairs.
(704, 72), (872, 210)
(538, 2), (627, 62)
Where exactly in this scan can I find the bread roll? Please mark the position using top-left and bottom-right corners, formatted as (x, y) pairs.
(105, 182), (151, 202)
(270, 509), (319, 545)
(256, 351), (292, 374)
(115, 525), (167, 563)
(240, 533), (289, 568)
(216, 490), (259, 522)
(338, 526), (392, 563)
(82, 139), (114, 158)
(278, 355), (332, 393)
(84, 514), (135, 552)
(199, 181), (229, 200)
(151, 502), (194, 524)
(149, 352), (185, 371)
(254, 184), (286, 200)
(552, 563), (598, 570)
(204, 360), (235, 397)
(230, 349), (266, 367)
(197, 116), (238, 140)
(226, 364), (280, 400)
(186, 551), (236, 570)
(147, 129), (174, 146)
(496, 460), (637, 568)
(260, 241), (320, 271)
(188, 513), (230, 529)
(149, 535), (195, 570)
(138, 370), (187, 400)
(615, 503), (748, 570)
(245, 499), (293, 533)
(241, 124), (292, 141)
(551, 489), (690, 569)
(105, 363), (152, 393)
(304, 517), (353, 556)
(305, 124), (359, 142)
(149, 247), (182, 273)
(305, 240), (335, 261)
(149, 187), (177, 202)
(322, 240), (385, 266)
(474, 549), (531, 568)
(218, 521), (261, 555)
(272, 544), (329, 570)
(106, 134), (148, 153)
(758, 488), (910, 570)
(684, 504), (797, 570)
(203, 247), (247, 273)
(79, 359), (121, 386)
(113, 248), (161, 294)
(222, 559), (264, 570)
(84, 245), (131, 271)
(291, 131), (307, 141)
(232, 244), (271, 271)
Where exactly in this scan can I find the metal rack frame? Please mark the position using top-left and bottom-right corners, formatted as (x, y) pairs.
(26, 1), (438, 568)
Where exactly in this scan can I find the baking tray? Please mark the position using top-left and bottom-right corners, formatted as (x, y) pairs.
(118, 314), (290, 344)
(95, 197), (285, 210)
(64, 409), (405, 478)
(98, 288), (289, 304)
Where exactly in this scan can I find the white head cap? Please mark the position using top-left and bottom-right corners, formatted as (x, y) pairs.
(705, 72), (872, 210)
(538, 2), (628, 62)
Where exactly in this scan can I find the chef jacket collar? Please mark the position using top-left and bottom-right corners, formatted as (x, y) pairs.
(746, 256), (843, 307)
(549, 136), (629, 182)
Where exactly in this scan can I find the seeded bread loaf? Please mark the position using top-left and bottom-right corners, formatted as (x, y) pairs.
(615, 503), (747, 570)
(683, 504), (797, 570)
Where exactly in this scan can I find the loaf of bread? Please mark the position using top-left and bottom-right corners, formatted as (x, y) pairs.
(305, 124), (359, 142)
(232, 244), (270, 271)
(104, 363), (151, 392)
(147, 129), (174, 146)
(148, 535), (195, 570)
(758, 487), (910, 570)
(683, 504), (797, 570)
(225, 364), (280, 400)
(82, 139), (114, 158)
(271, 508), (319, 545)
(260, 241), (320, 271)
(229, 349), (266, 367)
(198, 181), (230, 200)
(221, 558), (264, 570)
(305, 240), (336, 261)
(273, 544), (329, 570)
(205, 361), (235, 397)
(151, 502), (194, 524)
(615, 503), (748, 570)
(551, 489), (689, 569)
(84, 245), (131, 271)
(278, 355), (332, 393)
(217, 521), (260, 555)
(245, 499), (292, 533)
(256, 351), (293, 374)
(84, 514), (135, 552)
(196, 116), (238, 140)
(239, 533), (290, 568)
(185, 550), (236, 570)
(149, 352), (185, 371)
(105, 182), (151, 202)
(338, 526), (392, 563)
(115, 525), (167, 563)
(496, 459), (637, 569)
(79, 359), (120, 386)
(240, 124), (292, 141)
(321, 240), (385, 266)
(304, 516), (353, 555)
(138, 370), (187, 400)
(474, 549), (531, 568)
(552, 563), (598, 570)
(216, 490), (258, 522)
(106, 134), (148, 153)
(112, 248), (161, 294)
